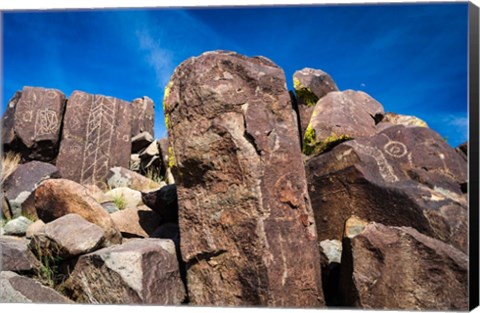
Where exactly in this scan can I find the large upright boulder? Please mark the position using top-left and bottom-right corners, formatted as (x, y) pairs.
(130, 96), (154, 137)
(164, 51), (324, 307)
(339, 218), (468, 310)
(56, 91), (132, 188)
(306, 125), (468, 252)
(303, 90), (384, 156)
(2, 87), (66, 161)
(293, 68), (338, 138)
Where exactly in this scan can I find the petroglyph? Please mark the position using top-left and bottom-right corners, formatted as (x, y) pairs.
(384, 140), (408, 158)
(80, 95), (117, 185)
(34, 109), (59, 136)
(22, 111), (33, 122)
(350, 141), (399, 183)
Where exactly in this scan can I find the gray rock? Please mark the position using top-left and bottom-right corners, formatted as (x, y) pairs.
(30, 214), (106, 259)
(64, 238), (186, 304)
(101, 201), (120, 214)
(0, 236), (40, 272)
(3, 216), (33, 236)
(106, 166), (161, 192)
(104, 187), (143, 209)
(0, 271), (73, 303)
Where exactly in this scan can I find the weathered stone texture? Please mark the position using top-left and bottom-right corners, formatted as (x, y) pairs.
(34, 179), (122, 244)
(339, 219), (468, 310)
(164, 51), (324, 307)
(131, 96), (154, 137)
(0, 271), (73, 303)
(303, 90), (384, 156)
(65, 238), (185, 304)
(306, 125), (468, 252)
(56, 90), (132, 188)
(0, 236), (40, 272)
(293, 68), (338, 137)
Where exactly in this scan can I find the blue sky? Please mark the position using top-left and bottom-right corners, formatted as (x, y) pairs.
(1, 3), (469, 147)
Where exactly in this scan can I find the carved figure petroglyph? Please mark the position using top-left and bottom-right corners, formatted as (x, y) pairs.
(80, 96), (116, 185)
(34, 109), (59, 136)
(350, 141), (399, 183)
(22, 111), (33, 122)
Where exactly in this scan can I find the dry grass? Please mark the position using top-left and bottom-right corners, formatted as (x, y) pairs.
(1, 152), (21, 186)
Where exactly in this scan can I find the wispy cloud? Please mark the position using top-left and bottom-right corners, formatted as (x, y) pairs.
(136, 28), (175, 89)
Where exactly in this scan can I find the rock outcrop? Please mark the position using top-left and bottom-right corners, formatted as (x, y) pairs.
(64, 239), (186, 304)
(164, 51), (324, 307)
(2, 87), (66, 162)
(56, 91), (132, 188)
(306, 125), (468, 252)
(0, 236), (40, 272)
(293, 68), (338, 138)
(339, 217), (468, 310)
(130, 96), (154, 138)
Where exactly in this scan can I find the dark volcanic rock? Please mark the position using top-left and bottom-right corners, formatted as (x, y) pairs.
(455, 141), (468, 162)
(377, 112), (428, 132)
(164, 50), (324, 307)
(30, 214), (106, 259)
(56, 90), (132, 188)
(306, 125), (468, 252)
(131, 131), (154, 153)
(0, 271), (73, 303)
(141, 184), (178, 224)
(64, 238), (186, 304)
(0, 236), (40, 272)
(131, 96), (154, 137)
(3, 87), (66, 162)
(3, 161), (60, 218)
(2, 91), (22, 148)
(34, 179), (122, 244)
(303, 90), (384, 156)
(339, 218), (468, 310)
(293, 68), (338, 138)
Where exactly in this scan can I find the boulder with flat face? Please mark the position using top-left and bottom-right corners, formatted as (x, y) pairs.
(3, 161), (60, 218)
(131, 96), (154, 138)
(164, 50), (324, 307)
(2, 87), (66, 162)
(303, 90), (384, 156)
(293, 68), (338, 138)
(56, 90), (132, 188)
(34, 179), (122, 244)
(339, 218), (468, 310)
(64, 238), (186, 304)
(0, 271), (73, 303)
(110, 205), (161, 238)
(306, 125), (468, 253)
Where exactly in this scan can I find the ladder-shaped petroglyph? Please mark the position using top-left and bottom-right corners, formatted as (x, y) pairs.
(350, 141), (399, 183)
(34, 109), (59, 136)
(80, 96), (117, 185)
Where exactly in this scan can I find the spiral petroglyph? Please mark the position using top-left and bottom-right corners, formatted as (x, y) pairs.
(384, 141), (408, 158)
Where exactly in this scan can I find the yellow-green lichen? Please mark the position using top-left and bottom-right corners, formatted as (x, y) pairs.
(163, 80), (173, 111)
(165, 113), (170, 129)
(294, 77), (319, 107)
(168, 146), (176, 168)
(303, 128), (351, 156)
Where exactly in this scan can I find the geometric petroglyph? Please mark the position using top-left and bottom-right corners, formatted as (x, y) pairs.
(34, 109), (59, 136)
(80, 95), (117, 185)
(22, 111), (34, 122)
(350, 141), (399, 183)
(384, 141), (408, 158)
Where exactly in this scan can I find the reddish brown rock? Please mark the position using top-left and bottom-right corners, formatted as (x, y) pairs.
(56, 90), (132, 188)
(2, 91), (22, 148)
(3, 161), (60, 218)
(0, 271), (73, 303)
(455, 141), (468, 162)
(339, 218), (468, 310)
(164, 50), (324, 307)
(293, 68), (338, 138)
(306, 125), (468, 252)
(0, 236), (40, 272)
(110, 205), (161, 238)
(131, 96), (154, 137)
(34, 179), (122, 244)
(3, 87), (66, 162)
(303, 90), (384, 156)
(141, 184), (178, 224)
(64, 238), (185, 304)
